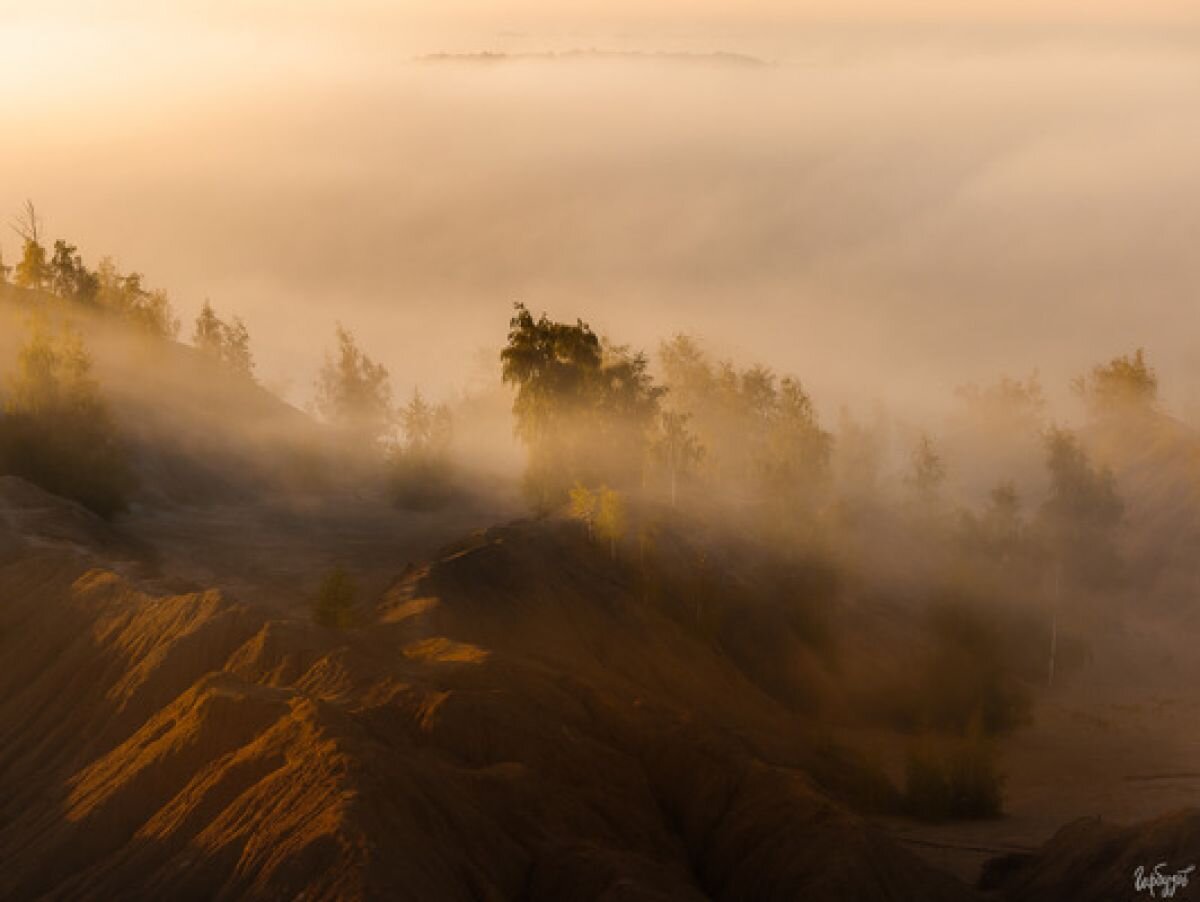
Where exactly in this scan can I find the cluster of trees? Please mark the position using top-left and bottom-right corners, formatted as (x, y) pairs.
(946, 351), (1151, 595)
(0, 316), (133, 517)
(498, 307), (834, 520)
(193, 301), (253, 377)
(568, 483), (627, 559)
(955, 359), (1136, 587)
(657, 334), (831, 510)
(0, 204), (269, 516)
(2, 202), (180, 339)
(498, 306), (1153, 684)
(1073, 347), (1157, 415)
(2, 205), (262, 381)
(0, 203), (273, 517)
(312, 324), (455, 506)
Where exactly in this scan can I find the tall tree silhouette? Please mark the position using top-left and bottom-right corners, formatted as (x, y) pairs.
(314, 324), (393, 448)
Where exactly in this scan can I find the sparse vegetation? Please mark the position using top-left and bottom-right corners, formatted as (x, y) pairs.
(594, 486), (627, 559)
(0, 316), (133, 517)
(389, 389), (455, 509)
(94, 258), (180, 338)
(193, 300), (254, 377)
(903, 725), (1005, 820)
(921, 601), (1033, 736)
(6, 202), (180, 337)
(568, 482), (597, 538)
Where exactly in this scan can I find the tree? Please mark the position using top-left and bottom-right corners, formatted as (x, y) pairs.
(500, 303), (662, 510)
(313, 566), (357, 628)
(14, 240), (49, 292)
(222, 317), (253, 376)
(594, 487), (627, 560)
(956, 373), (1045, 434)
(127, 282), (179, 338)
(1073, 349), (1157, 417)
(1036, 426), (1123, 686)
(658, 335), (714, 414)
(569, 482), (598, 539)
(907, 432), (946, 506)
(398, 388), (452, 457)
(10, 201), (50, 292)
(50, 240), (98, 304)
(389, 388), (455, 509)
(193, 300), (254, 377)
(0, 316), (134, 517)
(501, 303), (602, 441)
(0, 246), (10, 285)
(983, 481), (1022, 550)
(833, 404), (886, 507)
(10, 200), (41, 244)
(758, 376), (832, 507)
(314, 324), (393, 448)
(501, 303), (603, 499)
(193, 300), (223, 352)
(95, 256), (121, 304)
(653, 410), (704, 507)
(93, 260), (179, 337)
(658, 336), (832, 509)
(1038, 426), (1123, 585)
(960, 480), (1026, 566)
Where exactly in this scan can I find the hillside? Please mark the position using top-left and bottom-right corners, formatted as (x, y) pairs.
(3, 283), (1200, 900)
(0, 478), (978, 900)
(0, 283), (334, 506)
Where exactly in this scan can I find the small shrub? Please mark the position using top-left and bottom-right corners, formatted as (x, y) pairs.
(920, 600), (1032, 735)
(568, 482), (597, 538)
(903, 725), (1005, 820)
(594, 486), (627, 559)
(314, 566), (358, 629)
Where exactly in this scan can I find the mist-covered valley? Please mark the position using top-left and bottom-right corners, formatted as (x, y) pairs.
(6, 19), (1200, 419)
(3, 8), (1200, 901)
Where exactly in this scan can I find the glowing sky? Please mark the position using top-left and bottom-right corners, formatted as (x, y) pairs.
(2, 2), (1199, 420)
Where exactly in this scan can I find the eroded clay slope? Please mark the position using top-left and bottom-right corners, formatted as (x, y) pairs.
(0, 498), (977, 900)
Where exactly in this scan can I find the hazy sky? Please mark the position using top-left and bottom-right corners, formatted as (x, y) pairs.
(2, 4), (1199, 423)
(8, 0), (1200, 24)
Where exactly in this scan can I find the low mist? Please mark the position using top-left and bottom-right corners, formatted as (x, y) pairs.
(5, 9), (1200, 895)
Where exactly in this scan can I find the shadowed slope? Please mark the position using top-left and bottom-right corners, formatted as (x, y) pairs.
(0, 502), (979, 900)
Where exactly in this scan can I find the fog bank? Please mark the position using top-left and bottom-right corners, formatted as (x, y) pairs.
(3, 19), (1198, 423)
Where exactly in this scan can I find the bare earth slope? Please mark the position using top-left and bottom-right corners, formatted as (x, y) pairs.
(0, 480), (976, 901)
(985, 809), (1200, 901)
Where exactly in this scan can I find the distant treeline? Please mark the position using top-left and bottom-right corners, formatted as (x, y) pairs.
(416, 50), (769, 68)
